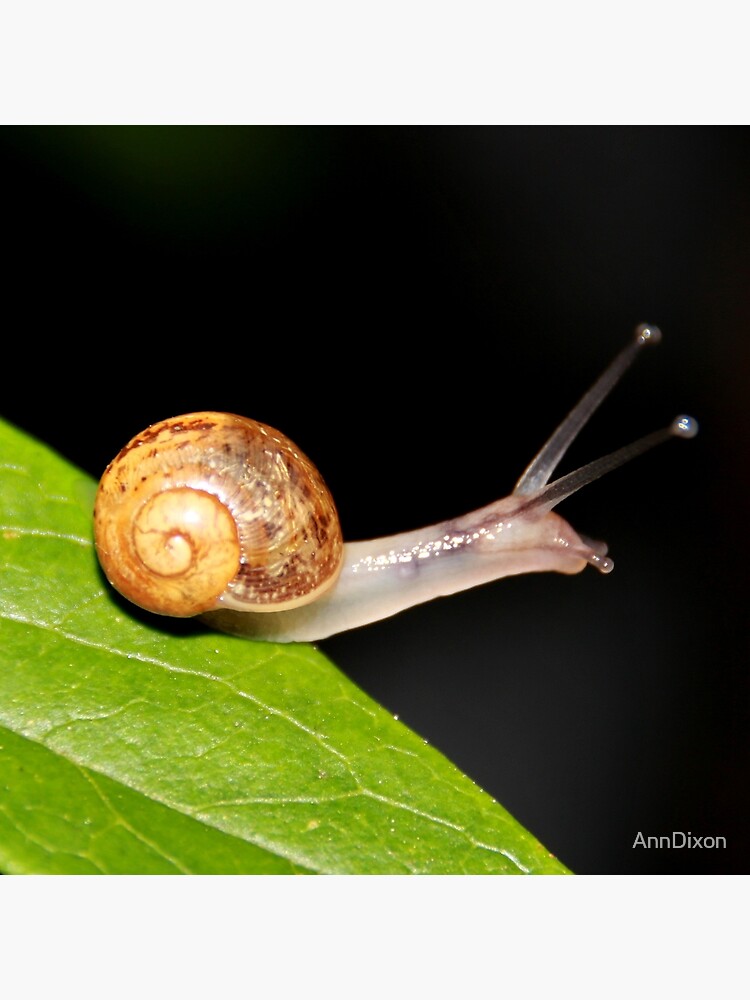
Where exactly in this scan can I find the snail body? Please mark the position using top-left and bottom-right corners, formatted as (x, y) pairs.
(94, 326), (697, 643)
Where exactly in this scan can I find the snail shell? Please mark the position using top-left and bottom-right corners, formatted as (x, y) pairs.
(94, 412), (344, 617)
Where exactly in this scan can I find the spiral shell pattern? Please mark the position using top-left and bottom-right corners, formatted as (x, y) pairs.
(94, 412), (344, 617)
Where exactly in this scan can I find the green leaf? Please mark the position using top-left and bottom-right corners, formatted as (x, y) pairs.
(0, 418), (569, 874)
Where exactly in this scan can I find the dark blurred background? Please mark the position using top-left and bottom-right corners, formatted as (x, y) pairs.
(1, 127), (746, 874)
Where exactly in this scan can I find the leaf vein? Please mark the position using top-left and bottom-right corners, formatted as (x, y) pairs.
(0, 524), (92, 546)
(77, 767), (192, 874)
(2, 611), (351, 766)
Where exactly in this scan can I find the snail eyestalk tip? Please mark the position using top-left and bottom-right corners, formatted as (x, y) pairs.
(635, 322), (662, 346)
(671, 414), (698, 439)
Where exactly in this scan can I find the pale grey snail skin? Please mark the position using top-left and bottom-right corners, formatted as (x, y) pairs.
(94, 325), (697, 643)
(203, 497), (604, 642)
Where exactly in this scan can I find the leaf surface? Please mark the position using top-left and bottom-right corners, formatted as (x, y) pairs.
(0, 418), (569, 874)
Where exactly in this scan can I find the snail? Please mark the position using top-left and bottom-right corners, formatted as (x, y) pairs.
(93, 325), (697, 643)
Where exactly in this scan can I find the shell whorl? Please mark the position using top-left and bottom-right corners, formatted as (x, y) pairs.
(94, 412), (344, 618)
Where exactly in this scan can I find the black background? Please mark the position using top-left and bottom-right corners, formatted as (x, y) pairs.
(1, 127), (747, 873)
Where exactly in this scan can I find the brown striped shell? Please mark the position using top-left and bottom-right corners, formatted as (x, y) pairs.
(94, 412), (344, 617)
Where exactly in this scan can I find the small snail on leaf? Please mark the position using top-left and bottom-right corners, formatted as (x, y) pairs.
(94, 325), (697, 643)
